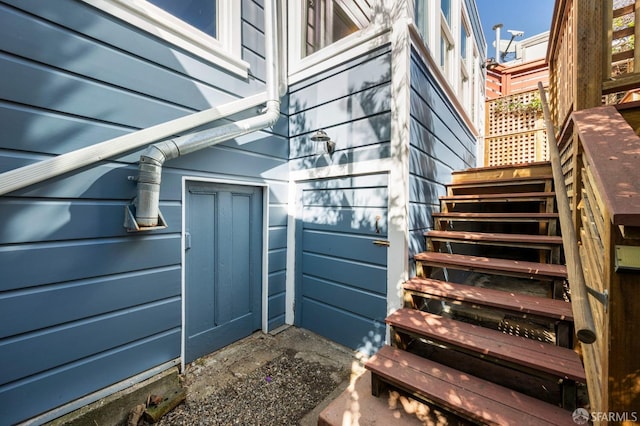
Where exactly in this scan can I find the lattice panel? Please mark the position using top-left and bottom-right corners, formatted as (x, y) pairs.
(486, 133), (537, 166)
(487, 91), (540, 137)
(485, 89), (548, 166)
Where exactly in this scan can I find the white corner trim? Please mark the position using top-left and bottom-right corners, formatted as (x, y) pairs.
(388, 5), (411, 325)
(81, 0), (249, 77)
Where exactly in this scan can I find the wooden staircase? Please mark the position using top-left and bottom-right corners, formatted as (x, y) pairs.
(365, 162), (586, 425)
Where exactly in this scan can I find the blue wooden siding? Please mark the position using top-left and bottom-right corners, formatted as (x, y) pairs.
(0, 0), (288, 423)
(408, 48), (476, 259)
(288, 46), (392, 353)
(289, 45), (392, 169)
(296, 175), (388, 354)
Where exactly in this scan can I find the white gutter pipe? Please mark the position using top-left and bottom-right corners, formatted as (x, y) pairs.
(0, 0), (284, 204)
(135, 0), (283, 227)
(493, 23), (503, 64)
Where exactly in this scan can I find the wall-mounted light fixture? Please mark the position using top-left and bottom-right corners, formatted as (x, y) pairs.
(310, 129), (336, 155)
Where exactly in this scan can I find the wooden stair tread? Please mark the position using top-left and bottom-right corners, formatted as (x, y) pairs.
(440, 191), (555, 201)
(451, 161), (552, 176)
(448, 175), (553, 187)
(366, 346), (576, 426)
(387, 309), (585, 382)
(403, 277), (573, 321)
(433, 212), (559, 220)
(425, 230), (563, 245)
(414, 252), (567, 279)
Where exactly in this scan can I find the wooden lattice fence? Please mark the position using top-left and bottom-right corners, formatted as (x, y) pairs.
(485, 90), (548, 166)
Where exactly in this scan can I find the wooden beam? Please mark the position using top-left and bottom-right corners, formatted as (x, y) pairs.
(602, 71), (640, 94)
(574, 0), (604, 111)
(603, 0), (613, 79)
(635, 1), (640, 72)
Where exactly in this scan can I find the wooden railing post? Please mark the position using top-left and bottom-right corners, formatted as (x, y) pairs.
(538, 82), (597, 344)
(603, 0), (613, 78)
(574, 0), (604, 111)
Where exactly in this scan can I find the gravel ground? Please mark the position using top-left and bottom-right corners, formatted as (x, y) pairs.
(146, 327), (357, 426)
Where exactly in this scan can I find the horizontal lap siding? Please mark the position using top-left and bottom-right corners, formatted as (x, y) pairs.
(0, 0), (287, 423)
(297, 174), (388, 353)
(289, 47), (391, 353)
(289, 46), (392, 167)
(408, 50), (476, 258)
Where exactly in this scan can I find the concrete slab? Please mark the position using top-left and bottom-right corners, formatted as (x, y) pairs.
(318, 370), (462, 426)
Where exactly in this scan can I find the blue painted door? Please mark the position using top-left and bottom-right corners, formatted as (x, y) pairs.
(295, 174), (388, 354)
(185, 182), (262, 363)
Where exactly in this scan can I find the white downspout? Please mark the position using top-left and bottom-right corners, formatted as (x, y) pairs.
(0, 0), (285, 206)
(493, 23), (503, 64)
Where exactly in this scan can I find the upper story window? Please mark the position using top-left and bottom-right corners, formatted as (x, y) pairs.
(414, 0), (430, 46)
(82, 0), (247, 77)
(440, 29), (453, 78)
(147, 0), (216, 37)
(440, 0), (451, 27)
(289, 0), (382, 80)
(460, 18), (468, 60)
(304, 0), (373, 57)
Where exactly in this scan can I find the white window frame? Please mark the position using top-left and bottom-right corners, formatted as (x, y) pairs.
(439, 16), (454, 81)
(82, 0), (249, 77)
(414, 0), (433, 48)
(288, 0), (388, 81)
(459, 11), (471, 109)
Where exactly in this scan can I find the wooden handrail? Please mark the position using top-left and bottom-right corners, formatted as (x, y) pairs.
(537, 82), (597, 344)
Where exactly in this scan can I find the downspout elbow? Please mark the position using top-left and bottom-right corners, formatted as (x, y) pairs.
(134, 140), (180, 227)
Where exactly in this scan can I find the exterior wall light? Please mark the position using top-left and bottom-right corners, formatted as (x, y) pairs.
(310, 129), (336, 154)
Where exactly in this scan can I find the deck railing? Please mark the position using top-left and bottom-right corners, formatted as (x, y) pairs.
(549, 0), (640, 125)
(539, 83), (597, 345)
(542, 89), (640, 416)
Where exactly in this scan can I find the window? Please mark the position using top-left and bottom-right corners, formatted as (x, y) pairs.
(439, 0), (454, 82)
(440, 0), (451, 27)
(414, 0), (429, 45)
(460, 19), (468, 60)
(81, 0), (247, 76)
(440, 30), (452, 77)
(459, 15), (470, 107)
(147, 0), (216, 37)
(303, 0), (373, 57)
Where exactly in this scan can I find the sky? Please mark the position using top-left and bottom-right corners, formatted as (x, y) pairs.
(475, 0), (555, 52)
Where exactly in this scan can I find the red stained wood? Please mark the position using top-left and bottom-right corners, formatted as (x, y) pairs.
(366, 346), (576, 426)
(440, 192), (555, 202)
(432, 212), (559, 221)
(572, 106), (640, 226)
(386, 309), (585, 382)
(403, 277), (573, 321)
(425, 230), (563, 246)
(414, 252), (567, 279)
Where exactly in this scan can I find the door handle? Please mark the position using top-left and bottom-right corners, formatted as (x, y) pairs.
(372, 240), (390, 247)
